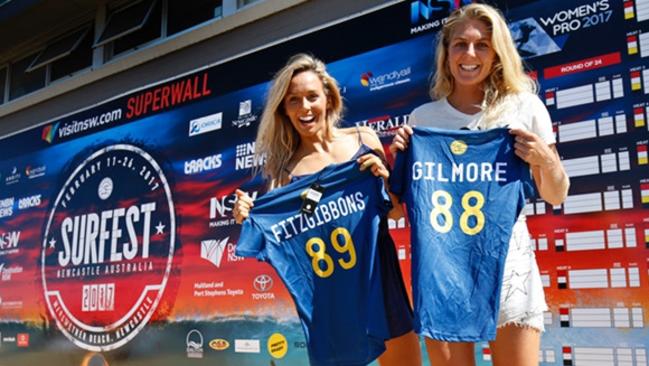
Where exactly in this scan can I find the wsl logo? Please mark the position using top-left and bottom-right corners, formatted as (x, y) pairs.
(410, 0), (471, 34)
(41, 144), (176, 352)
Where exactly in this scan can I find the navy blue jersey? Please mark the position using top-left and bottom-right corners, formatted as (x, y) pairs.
(390, 127), (533, 341)
(236, 160), (392, 366)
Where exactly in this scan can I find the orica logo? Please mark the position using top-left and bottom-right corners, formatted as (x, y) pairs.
(188, 112), (222, 136)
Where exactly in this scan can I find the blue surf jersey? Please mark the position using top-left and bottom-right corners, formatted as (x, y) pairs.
(237, 160), (392, 366)
(390, 127), (533, 341)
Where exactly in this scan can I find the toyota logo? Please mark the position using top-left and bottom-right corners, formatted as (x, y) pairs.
(253, 274), (273, 292)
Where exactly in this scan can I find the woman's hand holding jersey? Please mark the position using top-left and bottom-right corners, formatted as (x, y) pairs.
(233, 189), (254, 224)
(358, 153), (390, 179)
(389, 125), (414, 158)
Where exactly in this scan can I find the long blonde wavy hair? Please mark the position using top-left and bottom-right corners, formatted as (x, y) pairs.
(254, 53), (343, 189)
(431, 3), (537, 127)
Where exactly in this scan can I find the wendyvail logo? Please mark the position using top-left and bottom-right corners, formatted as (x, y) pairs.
(360, 67), (412, 91)
(42, 123), (59, 143)
(189, 112), (222, 136)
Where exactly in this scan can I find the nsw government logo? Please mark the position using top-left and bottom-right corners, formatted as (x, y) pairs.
(41, 144), (176, 352)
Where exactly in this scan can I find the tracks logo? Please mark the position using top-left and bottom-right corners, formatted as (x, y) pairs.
(41, 144), (176, 351)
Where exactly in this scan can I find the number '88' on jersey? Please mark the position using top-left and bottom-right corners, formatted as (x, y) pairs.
(390, 127), (533, 342)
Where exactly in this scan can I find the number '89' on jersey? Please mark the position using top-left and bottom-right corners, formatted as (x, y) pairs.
(390, 127), (533, 341)
(236, 159), (392, 366)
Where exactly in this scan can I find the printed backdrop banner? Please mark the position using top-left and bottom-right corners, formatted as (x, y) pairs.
(0, 0), (647, 365)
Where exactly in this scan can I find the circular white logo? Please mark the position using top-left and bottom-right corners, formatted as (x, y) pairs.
(41, 144), (175, 351)
(253, 274), (273, 292)
(97, 177), (113, 200)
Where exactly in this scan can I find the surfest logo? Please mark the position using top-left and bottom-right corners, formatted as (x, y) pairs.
(41, 144), (176, 352)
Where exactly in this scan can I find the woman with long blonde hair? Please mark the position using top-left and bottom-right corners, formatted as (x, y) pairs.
(391, 4), (569, 366)
(235, 53), (422, 366)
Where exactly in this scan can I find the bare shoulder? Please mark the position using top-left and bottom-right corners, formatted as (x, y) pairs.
(338, 126), (384, 155)
(355, 125), (379, 138)
(358, 126), (382, 150)
(342, 125), (379, 144)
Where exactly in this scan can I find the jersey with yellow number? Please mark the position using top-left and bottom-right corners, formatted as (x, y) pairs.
(390, 126), (533, 342)
(237, 159), (392, 366)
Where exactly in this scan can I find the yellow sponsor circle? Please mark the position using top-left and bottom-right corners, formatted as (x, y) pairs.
(450, 140), (468, 155)
(267, 333), (288, 359)
(209, 338), (230, 351)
